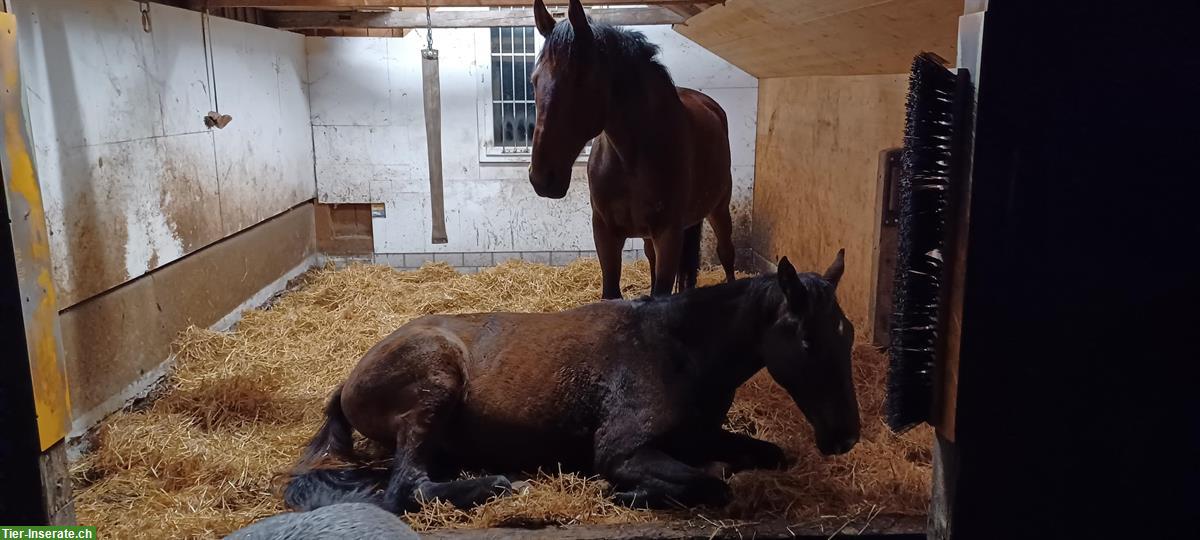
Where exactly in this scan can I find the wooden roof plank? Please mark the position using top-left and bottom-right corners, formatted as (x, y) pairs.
(675, 0), (960, 78)
(267, 6), (685, 28)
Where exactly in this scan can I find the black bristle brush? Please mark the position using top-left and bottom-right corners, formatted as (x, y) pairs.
(886, 52), (973, 433)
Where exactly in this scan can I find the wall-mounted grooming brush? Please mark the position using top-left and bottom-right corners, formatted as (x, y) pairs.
(886, 52), (974, 433)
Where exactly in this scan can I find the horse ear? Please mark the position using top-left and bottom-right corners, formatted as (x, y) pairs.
(567, 0), (593, 44)
(777, 257), (806, 310)
(823, 248), (846, 289)
(533, 0), (555, 38)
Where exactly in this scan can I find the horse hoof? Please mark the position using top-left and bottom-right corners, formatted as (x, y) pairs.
(612, 489), (652, 508)
(417, 475), (513, 509)
(482, 475), (513, 498)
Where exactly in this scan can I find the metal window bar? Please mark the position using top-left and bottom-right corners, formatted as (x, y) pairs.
(490, 26), (537, 154)
(489, 18), (591, 156)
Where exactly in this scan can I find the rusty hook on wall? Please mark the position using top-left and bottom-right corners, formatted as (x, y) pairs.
(140, 2), (152, 33)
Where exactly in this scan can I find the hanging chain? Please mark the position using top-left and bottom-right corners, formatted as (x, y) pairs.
(424, 0), (434, 51)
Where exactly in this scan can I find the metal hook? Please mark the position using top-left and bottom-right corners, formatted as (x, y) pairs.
(140, 2), (152, 33)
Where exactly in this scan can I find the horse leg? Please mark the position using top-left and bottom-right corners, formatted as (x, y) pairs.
(604, 447), (731, 508)
(707, 203), (737, 283)
(381, 431), (511, 512)
(643, 239), (657, 293)
(375, 364), (511, 512)
(675, 223), (702, 293)
(648, 228), (682, 297)
(593, 213), (625, 300)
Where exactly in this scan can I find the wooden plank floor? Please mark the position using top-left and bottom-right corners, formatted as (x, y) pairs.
(423, 514), (925, 539)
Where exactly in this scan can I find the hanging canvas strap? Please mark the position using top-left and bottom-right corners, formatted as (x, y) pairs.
(422, 1), (448, 244)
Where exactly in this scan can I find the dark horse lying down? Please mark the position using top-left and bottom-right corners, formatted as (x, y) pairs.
(284, 252), (859, 512)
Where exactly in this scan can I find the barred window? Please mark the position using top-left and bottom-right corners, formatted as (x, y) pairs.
(490, 27), (537, 154)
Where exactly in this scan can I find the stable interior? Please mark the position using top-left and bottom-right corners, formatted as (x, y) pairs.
(7, 0), (963, 537)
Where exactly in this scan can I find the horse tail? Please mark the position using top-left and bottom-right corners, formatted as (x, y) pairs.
(282, 386), (387, 511)
(676, 223), (703, 293)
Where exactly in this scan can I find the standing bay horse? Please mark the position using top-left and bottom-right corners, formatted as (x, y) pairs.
(527, 0), (737, 298)
(282, 252), (859, 512)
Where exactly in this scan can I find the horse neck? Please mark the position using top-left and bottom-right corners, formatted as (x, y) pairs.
(654, 278), (781, 390)
(598, 61), (684, 163)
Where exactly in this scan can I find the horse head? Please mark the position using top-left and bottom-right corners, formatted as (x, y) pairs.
(527, 0), (607, 199)
(762, 250), (861, 456)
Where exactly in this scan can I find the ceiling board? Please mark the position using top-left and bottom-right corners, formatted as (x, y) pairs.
(675, 0), (961, 78)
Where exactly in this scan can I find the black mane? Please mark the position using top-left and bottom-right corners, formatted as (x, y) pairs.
(635, 271), (840, 332)
(541, 20), (675, 90)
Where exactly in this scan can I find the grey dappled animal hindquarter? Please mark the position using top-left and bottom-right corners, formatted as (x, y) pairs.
(224, 503), (419, 539)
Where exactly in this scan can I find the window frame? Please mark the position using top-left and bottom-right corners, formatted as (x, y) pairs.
(474, 27), (590, 164)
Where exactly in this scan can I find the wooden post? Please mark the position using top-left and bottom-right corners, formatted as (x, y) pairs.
(927, 3), (986, 538)
(0, 13), (75, 525)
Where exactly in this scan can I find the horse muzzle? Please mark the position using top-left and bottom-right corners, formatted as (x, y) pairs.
(528, 166), (570, 199)
(817, 432), (860, 456)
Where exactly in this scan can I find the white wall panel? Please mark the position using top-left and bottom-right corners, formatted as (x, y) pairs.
(148, 5), (212, 136)
(307, 37), (391, 126)
(17, 0), (158, 148)
(209, 16), (314, 236)
(15, 0), (316, 307)
(308, 25), (757, 255)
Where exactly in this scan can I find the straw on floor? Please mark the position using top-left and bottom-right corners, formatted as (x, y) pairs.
(71, 260), (932, 538)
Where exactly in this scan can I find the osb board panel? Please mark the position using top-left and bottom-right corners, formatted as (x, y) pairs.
(751, 75), (907, 339)
(58, 204), (315, 419)
(57, 277), (168, 423)
(315, 203), (374, 255)
(675, 0), (960, 78)
(153, 203), (316, 333)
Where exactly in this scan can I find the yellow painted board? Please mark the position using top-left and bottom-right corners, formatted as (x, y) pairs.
(0, 13), (72, 450)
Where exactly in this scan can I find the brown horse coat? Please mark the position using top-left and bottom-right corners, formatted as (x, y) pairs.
(528, 0), (737, 298)
(343, 303), (641, 472)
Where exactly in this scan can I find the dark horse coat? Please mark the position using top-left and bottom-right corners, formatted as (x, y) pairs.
(284, 253), (860, 512)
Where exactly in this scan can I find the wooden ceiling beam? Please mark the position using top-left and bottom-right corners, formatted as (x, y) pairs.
(664, 5), (701, 18)
(267, 6), (685, 28)
(189, 0), (701, 8)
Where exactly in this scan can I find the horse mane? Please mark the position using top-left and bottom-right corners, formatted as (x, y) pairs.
(541, 20), (675, 92)
(648, 271), (840, 324)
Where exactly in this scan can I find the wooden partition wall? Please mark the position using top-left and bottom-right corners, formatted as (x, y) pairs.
(750, 75), (907, 339)
(673, 0), (961, 341)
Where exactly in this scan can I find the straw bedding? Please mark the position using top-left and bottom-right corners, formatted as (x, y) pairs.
(71, 260), (931, 538)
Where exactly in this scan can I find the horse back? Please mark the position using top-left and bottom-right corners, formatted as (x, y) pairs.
(678, 87), (734, 213)
(434, 302), (654, 470)
(678, 87), (729, 134)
